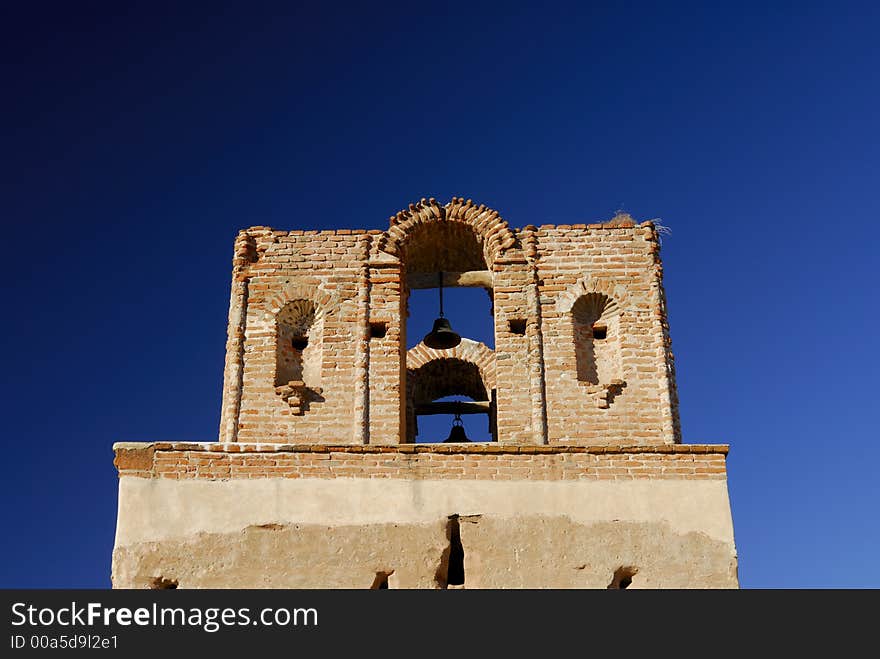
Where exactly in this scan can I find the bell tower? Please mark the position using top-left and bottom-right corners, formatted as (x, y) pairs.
(111, 198), (738, 589)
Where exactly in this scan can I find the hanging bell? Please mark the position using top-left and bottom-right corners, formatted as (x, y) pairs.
(423, 317), (462, 349)
(423, 270), (462, 349)
(443, 413), (471, 443)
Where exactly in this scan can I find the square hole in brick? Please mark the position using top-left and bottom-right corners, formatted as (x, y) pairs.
(508, 319), (526, 335)
(592, 323), (607, 340)
(370, 322), (387, 339)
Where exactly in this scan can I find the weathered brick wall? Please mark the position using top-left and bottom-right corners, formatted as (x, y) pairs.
(492, 251), (540, 444)
(534, 222), (679, 444)
(365, 257), (406, 445)
(228, 230), (372, 443)
(114, 442), (727, 481)
(217, 199), (680, 446)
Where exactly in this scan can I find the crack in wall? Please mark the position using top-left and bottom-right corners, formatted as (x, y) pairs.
(435, 514), (482, 589)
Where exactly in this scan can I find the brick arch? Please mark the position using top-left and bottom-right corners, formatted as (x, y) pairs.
(410, 359), (487, 404)
(406, 338), (496, 391)
(556, 275), (629, 316)
(406, 339), (497, 443)
(377, 197), (519, 268)
(264, 280), (339, 321)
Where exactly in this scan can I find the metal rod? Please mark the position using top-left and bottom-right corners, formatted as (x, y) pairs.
(438, 270), (444, 317)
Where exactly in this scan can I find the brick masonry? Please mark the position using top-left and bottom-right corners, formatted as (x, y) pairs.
(216, 198), (681, 447)
(114, 442), (727, 481)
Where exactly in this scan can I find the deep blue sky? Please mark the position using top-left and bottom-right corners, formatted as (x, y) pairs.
(2, 1), (878, 588)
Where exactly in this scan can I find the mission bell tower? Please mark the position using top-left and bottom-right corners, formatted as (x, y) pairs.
(111, 197), (738, 589)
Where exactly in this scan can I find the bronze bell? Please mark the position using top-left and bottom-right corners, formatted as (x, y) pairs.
(424, 317), (461, 350)
(443, 413), (471, 443)
(422, 270), (461, 349)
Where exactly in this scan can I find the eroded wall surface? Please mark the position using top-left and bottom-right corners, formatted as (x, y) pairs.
(112, 443), (738, 589)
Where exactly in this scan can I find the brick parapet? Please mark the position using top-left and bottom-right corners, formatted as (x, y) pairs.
(221, 202), (680, 445)
(113, 442), (728, 481)
(238, 219), (655, 240)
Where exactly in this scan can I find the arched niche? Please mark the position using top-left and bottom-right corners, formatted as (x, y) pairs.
(571, 292), (621, 386)
(276, 298), (323, 389)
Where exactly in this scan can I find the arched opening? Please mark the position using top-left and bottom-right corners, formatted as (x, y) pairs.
(572, 293), (621, 385)
(401, 220), (496, 442)
(407, 358), (496, 443)
(403, 223), (494, 347)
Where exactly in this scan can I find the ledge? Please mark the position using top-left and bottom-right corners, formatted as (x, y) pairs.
(114, 441), (728, 456)
(242, 221), (654, 239)
(113, 442), (730, 481)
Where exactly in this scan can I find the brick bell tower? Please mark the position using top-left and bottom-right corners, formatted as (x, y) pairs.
(111, 198), (738, 589)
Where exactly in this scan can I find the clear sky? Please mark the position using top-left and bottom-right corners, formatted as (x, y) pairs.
(2, 1), (878, 588)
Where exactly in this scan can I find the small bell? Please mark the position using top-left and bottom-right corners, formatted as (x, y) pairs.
(443, 413), (471, 443)
(422, 270), (461, 350)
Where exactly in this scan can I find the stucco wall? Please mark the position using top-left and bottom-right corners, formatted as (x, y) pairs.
(111, 443), (737, 589)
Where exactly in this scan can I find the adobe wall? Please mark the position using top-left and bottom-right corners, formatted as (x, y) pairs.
(111, 443), (738, 589)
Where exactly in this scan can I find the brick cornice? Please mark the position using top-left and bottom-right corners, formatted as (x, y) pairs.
(113, 442), (729, 481)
